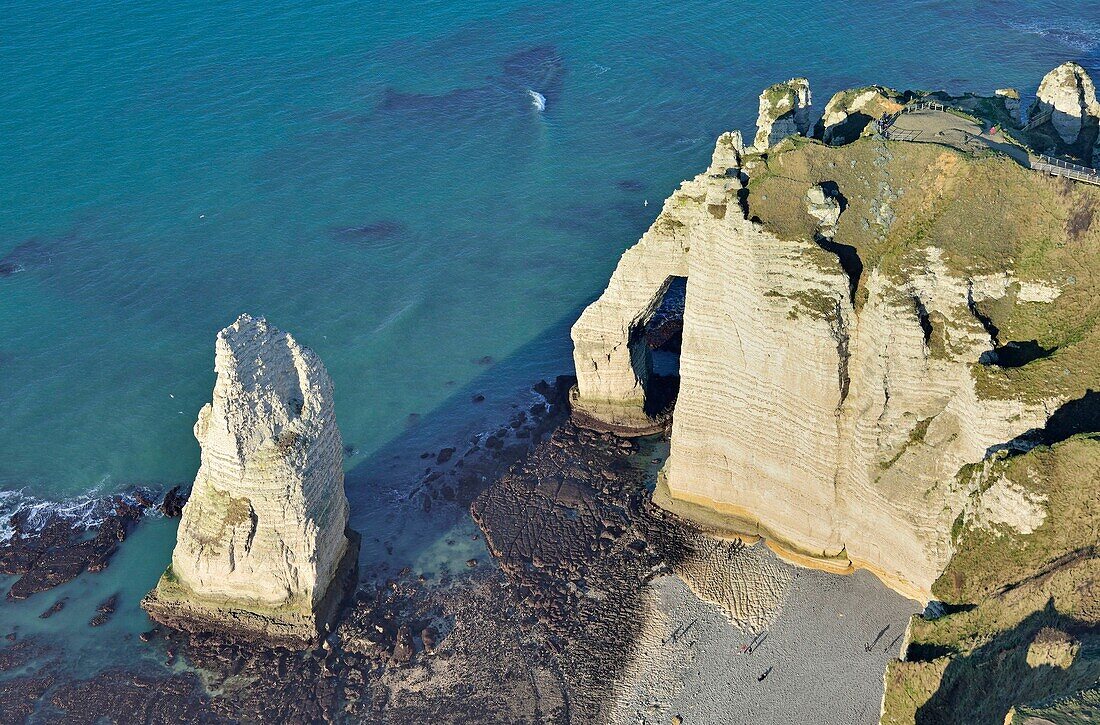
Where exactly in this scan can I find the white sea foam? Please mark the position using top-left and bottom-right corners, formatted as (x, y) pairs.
(0, 485), (158, 542)
(527, 89), (547, 112)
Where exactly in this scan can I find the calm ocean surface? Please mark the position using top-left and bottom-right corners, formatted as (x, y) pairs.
(2, 0), (1099, 678)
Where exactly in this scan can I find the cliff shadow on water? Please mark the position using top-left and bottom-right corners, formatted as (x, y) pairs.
(340, 298), (707, 719)
(340, 305), (588, 573)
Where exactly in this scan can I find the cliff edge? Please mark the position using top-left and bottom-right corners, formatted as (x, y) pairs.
(572, 64), (1100, 722)
(143, 314), (359, 648)
(571, 70), (1100, 602)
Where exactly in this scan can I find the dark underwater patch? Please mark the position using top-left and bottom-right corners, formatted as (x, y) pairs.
(616, 179), (646, 192)
(378, 44), (565, 119)
(0, 237), (61, 278)
(329, 220), (408, 244)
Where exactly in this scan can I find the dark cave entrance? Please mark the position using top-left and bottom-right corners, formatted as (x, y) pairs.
(639, 276), (685, 417)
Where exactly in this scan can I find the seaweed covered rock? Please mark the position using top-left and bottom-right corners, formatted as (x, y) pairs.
(143, 314), (358, 648)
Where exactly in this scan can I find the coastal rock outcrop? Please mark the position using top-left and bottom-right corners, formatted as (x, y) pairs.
(817, 85), (905, 145)
(571, 77), (1100, 601)
(752, 77), (812, 150)
(995, 88), (1021, 125)
(1030, 61), (1100, 146)
(143, 314), (358, 648)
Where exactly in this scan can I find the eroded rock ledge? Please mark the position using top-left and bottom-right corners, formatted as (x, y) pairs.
(143, 314), (359, 648)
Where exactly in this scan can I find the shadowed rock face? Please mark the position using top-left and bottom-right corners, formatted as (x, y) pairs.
(818, 86), (907, 145)
(753, 77), (812, 150)
(143, 314), (356, 647)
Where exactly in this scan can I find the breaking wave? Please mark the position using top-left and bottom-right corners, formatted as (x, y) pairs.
(527, 89), (547, 112)
(0, 485), (159, 542)
(1006, 18), (1100, 54)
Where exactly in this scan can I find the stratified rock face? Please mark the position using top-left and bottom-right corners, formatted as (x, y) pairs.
(570, 132), (742, 434)
(571, 121), (1097, 600)
(143, 314), (356, 647)
(818, 86), (905, 145)
(753, 78), (812, 150)
(1030, 61), (1100, 144)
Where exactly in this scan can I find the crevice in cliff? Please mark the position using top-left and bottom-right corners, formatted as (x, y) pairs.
(991, 390), (1100, 453)
(828, 300), (851, 405)
(966, 285), (1000, 343)
(737, 186), (750, 219)
(245, 504), (259, 554)
(913, 296), (933, 345)
(966, 285), (1057, 368)
(816, 236), (863, 305)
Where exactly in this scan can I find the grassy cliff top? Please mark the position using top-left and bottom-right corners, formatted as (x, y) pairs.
(745, 136), (1100, 404)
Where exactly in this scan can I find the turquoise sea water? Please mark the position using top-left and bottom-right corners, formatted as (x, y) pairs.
(2, 0), (1099, 681)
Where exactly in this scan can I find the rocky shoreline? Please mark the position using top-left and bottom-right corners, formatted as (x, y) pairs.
(7, 60), (1098, 724)
(0, 489), (162, 602)
(0, 375), (917, 723)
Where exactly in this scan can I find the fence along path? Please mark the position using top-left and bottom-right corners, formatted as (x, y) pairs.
(878, 100), (1099, 186)
(1021, 108), (1053, 131)
(1030, 154), (1100, 186)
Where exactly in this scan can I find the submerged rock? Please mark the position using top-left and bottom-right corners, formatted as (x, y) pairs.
(0, 493), (149, 600)
(142, 314), (359, 649)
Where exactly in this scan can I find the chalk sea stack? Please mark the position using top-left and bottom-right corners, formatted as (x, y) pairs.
(752, 76), (812, 151)
(1031, 61), (1100, 147)
(142, 314), (359, 648)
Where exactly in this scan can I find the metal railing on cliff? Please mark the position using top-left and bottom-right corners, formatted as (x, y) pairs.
(1031, 154), (1100, 186)
(1021, 108), (1053, 131)
(879, 100), (946, 140)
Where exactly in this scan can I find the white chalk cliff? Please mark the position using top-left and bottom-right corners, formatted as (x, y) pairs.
(144, 314), (356, 646)
(570, 84), (1087, 600)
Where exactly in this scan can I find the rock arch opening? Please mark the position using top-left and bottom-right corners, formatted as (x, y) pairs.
(641, 276), (685, 417)
(570, 272), (688, 436)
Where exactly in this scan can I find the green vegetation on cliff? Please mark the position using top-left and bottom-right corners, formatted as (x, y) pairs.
(745, 136), (1100, 406)
(881, 436), (1100, 724)
(741, 129), (1100, 724)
